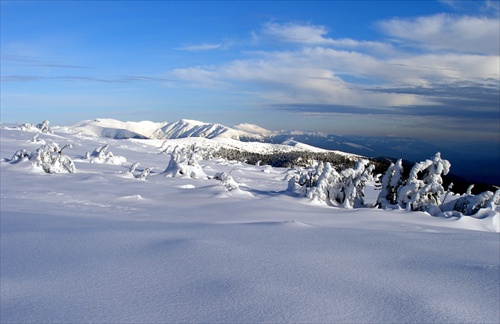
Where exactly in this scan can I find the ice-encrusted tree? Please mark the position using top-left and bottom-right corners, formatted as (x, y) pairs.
(214, 171), (239, 191)
(441, 188), (500, 216)
(12, 143), (76, 174)
(137, 166), (154, 180)
(163, 144), (207, 179)
(85, 145), (126, 165)
(339, 159), (375, 209)
(398, 152), (450, 212)
(36, 120), (53, 134)
(306, 162), (341, 204)
(290, 159), (374, 209)
(377, 159), (404, 208)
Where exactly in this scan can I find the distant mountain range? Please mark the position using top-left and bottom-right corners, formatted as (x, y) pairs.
(71, 118), (499, 185)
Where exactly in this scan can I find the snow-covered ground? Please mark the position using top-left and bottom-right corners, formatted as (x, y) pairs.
(1, 125), (499, 323)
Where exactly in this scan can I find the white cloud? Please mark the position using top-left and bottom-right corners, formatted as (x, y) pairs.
(169, 17), (498, 124)
(176, 43), (223, 51)
(378, 14), (500, 54)
(263, 22), (331, 44)
(261, 22), (393, 53)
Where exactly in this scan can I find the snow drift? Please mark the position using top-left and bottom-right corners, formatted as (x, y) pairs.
(1, 122), (499, 323)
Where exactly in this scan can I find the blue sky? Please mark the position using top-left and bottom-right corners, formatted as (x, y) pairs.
(1, 0), (499, 144)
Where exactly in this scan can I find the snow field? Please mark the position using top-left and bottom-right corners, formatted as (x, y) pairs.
(1, 126), (499, 323)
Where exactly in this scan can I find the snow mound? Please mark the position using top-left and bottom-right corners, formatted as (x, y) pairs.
(245, 220), (311, 227)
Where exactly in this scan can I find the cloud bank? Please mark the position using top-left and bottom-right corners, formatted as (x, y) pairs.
(170, 12), (499, 141)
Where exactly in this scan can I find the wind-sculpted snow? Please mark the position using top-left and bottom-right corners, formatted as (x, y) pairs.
(1, 124), (499, 323)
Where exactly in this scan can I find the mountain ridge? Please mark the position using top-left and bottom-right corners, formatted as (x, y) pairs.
(67, 118), (499, 185)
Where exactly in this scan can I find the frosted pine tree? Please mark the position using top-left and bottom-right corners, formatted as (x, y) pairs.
(163, 145), (207, 179)
(29, 143), (75, 173)
(398, 152), (450, 213)
(36, 120), (53, 134)
(339, 159), (375, 209)
(306, 162), (341, 204)
(377, 159), (404, 207)
(87, 145), (126, 165)
(137, 167), (154, 180)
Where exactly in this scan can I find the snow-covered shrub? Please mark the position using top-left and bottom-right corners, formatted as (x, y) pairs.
(25, 143), (75, 174)
(36, 120), (53, 134)
(19, 123), (38, 132)
(9, 149), (31, 163)
(30, 133), (46, 144)
(338, 159), (375, 209)
(398, 152), (450, 213)
(306, 162), (341, 204)
(214, 172), (239, 191)
(441, 189), (500, 216)
(377, 159), (404, 208)
(163, 144), (207, 179)
(285, 165), (320, 196)
(137, 167), (154, 180)
(128, 162), (140, 173)
(85, 144), (126, 165)
(289, 159), (374, 209)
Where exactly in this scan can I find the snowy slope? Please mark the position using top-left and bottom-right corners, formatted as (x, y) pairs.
(157, 119), (262, 141)
(71, 118), (263, 141)
(1, 125), (499, 323)
(72, 118), (168, 139)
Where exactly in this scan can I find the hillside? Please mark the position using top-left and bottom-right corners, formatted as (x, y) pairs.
(1, 123), (499, 323)
(69, 118), (499, 185)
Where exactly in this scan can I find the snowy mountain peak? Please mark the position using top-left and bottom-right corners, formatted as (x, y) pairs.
(157, 119), (260, 140)
(71, 118), (264, 142)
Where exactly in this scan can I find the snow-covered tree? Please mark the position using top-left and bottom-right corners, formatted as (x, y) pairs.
(9, 149), (31, 163)
(85, 145), (126, 165)
(163, 144), (207, 179)
(137, 167), (154, 180)
(338, 159), (375, 209)
(19, 123), (38, 132)
(306, 162), (341, 204)
(285, 165), (321, 196)
(128, 162), (140, 173)
(214, 171), (239, 191)
(398, 152), (450, 213)
(377, 159), (404, 207)
(441, 188), (500, 216)
(36, 120), (53, 134)
(290, 159), (374, 209)
(26, 143), (75, 174)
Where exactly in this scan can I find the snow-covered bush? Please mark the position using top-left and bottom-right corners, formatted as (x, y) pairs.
(85, 145), (126, 165)
(289, 159), (374, 209)
(163, 144), (207, 179)
(118, 162), (154, 180)
(338, 159), (375, 209)
(10, 143), (75, 174)
(19, 123), (38, 132)
(9, 149), (31, 163)
(397, 152), (450, 213)
(17, 120), (53, 134)
(137, 167), (154, 180)
(128, 162), (140, 174)
(377, 159), (404, 208)
(285, 165), (320, 196)
(30, 133), (46, 144)
(305, 162), (341, 204)
(36, 120), (53, 134)
(441, 189), (500, 216)
(214, 171), (239, 191)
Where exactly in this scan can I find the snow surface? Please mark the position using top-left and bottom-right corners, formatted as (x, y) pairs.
(1, 125), (499, 323)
